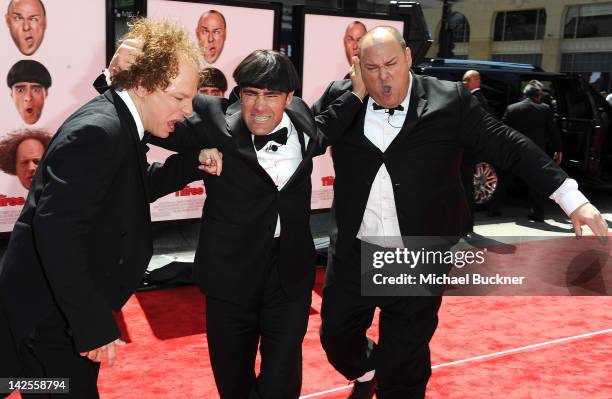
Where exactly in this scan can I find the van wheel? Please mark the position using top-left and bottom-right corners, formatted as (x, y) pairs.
(474, 162), (498, 207)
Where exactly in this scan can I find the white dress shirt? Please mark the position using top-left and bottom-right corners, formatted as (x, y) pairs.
(356, 78), (412, 248)
(115, 90), (145, 141)
(253, 113), (308, 237)
(357, 76), (589, 248)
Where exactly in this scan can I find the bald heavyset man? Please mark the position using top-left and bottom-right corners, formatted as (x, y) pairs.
(313, 26), (609, 399)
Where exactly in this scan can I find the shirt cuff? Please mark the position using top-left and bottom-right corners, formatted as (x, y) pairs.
(103, 68), (111, 86)
(351, 91), (364, 102)
(549, 178), (589, 216)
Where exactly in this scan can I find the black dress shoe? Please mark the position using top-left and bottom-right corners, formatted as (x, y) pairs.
(347, 378), (377, 399)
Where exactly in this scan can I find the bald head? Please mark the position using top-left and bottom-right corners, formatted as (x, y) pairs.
(358, 26), (406, 58)
(196, 10), (227, 63)
(462, 70), (481, 91)
(343, 21), (367, 64)
(5, 0), (47, 55)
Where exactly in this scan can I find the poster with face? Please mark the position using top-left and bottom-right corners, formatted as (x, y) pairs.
(296, 11), (405, 209)
(145, 0), (280, 222)
(0, 0), (107, 232)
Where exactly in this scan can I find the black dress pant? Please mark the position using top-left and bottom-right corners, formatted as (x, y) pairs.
(205, 243), (312, 399)
(320, 240), (442, 399)
(17, 307), (101, 398)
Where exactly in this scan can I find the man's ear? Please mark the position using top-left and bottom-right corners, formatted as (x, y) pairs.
(285, 91), (294, 107)
(133, 84), (149, 99)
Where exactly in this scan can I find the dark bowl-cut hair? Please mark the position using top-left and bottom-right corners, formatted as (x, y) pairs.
(200, 66), (228, 92)
(232, 50), (300, 93)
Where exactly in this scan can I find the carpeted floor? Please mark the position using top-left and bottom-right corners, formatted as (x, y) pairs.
(7, 269), (612, 398)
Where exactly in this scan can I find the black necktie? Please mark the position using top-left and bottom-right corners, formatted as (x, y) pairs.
(253, 127), (288, 151)
(372, 102), (404, 115)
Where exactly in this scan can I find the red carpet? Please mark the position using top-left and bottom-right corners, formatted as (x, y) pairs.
(8, 270), (612, 398)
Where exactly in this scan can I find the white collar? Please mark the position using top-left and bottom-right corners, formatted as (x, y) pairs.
(470, 88), (480, 94)
(114, 89), (145, 141)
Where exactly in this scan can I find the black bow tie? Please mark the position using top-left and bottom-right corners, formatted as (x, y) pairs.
(372, 102), (404, 115)
(253, 127), (288, 151)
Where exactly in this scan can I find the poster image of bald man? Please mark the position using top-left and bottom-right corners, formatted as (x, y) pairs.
(195, 9), (226, 64)
(198, 66), (227, 97)
(5, 0), (47, 56)
(0, 128), (51, 189)
(7, 59), (51, 125)
(343, 20), (367, 65)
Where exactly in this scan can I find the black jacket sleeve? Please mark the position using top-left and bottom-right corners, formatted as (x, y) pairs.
(310, 81), (364, 155)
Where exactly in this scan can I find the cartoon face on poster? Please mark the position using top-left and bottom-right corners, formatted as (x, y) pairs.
(0, 0), (107, 232)
(298, 12), (405, 209)
(145, 0), (279, 222)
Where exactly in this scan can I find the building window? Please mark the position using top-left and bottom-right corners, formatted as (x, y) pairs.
(561, 52), (612, 92)
(494, 9), (546, 41)
(448, 12), (469, 43)
(564, 3), (612, 38)
(491, 53), (542, 67)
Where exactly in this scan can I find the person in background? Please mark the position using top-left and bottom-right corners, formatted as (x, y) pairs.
(489, 80), (563, 221)
(199, 66), (227, 97)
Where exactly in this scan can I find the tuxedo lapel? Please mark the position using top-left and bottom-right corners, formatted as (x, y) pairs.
(386, 75), (428, 153)
(281, 100), (316, 190)
(106, 91), (152, 203)
(354, 97), (383, 153)
(226, 106), (277, 187)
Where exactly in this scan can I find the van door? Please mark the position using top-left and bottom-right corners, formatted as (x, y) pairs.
(553, 77), (596, 175)
(584, 82), (612, 178)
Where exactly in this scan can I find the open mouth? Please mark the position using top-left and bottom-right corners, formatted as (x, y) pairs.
(382, 85), (392, 95)
(166, 120), (179, 132)
(25, 107), (34, 115)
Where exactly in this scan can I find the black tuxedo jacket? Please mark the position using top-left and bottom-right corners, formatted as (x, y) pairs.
(502, 98), (562, 152)
(149, 91), (362, 305)
(471, 88), (494, 116)
(312, 75), (568, 283)
(0, 90), (201, 375)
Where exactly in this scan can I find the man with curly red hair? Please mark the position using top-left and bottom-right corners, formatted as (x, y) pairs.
(0, 19), (207, 398)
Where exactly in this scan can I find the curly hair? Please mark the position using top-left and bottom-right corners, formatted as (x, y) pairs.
(0, 129), (52, 175)
(111, 18), (202, 92)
